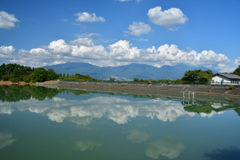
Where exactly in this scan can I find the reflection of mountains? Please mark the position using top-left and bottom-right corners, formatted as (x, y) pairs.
(0, 85), (240, 125)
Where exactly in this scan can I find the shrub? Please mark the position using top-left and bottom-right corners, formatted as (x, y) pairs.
(31, 68), (48, 83)
(2, 75), (9, 81)
(228, 85), (235, 90)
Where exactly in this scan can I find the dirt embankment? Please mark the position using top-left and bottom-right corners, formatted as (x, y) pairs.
(37, 81), (240, 97)
(0, 81), (33, 85)
(1, 80), (239, 97)
(0, 80), (59, 86)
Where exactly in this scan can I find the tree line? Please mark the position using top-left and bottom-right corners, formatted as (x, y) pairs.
(0, 63), (59, 83)
(1, 63), (239, 83)
(133, 69), (214, 83)
(0, 63), (100, 83)
(0, 85), (89, 102)
(134, 66), (240, 84)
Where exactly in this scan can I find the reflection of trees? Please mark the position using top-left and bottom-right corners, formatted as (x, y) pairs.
(183, 101), (212, 114)
(31, 86), (59, 101)
(0, 85), (32, 102)
(234, 108), (240, 116)
(59, 89), (89, 96)
(0, 85), (90, 102)
(204, 147), (240, 160)
(183, 100), (240, 116)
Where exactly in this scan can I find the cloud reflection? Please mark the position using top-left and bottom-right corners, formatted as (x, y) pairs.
(0, 131), (16, 150)
(0, 105), (13, 115)
(126, 129), (149, 144)
(145, 137), (185, 159)
(75, 141), (102, 151)
(0, 95), (226, 125)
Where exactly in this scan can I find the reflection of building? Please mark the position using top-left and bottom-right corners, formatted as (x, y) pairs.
(211, 73), (240, 85)
(211, 103), (240, 112)
(183, 101), (240, 116)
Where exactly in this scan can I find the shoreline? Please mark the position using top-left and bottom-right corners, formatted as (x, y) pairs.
(36, 81), (240, 98)
(0, 80), (33, 86)
(1, 80), (240, 97)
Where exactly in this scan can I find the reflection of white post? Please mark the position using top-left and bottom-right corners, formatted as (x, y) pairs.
(192, 92), (195, 104)
(183, 91), (195, 105)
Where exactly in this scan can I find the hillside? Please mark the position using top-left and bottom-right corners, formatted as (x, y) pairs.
(44, 62), (216, 80)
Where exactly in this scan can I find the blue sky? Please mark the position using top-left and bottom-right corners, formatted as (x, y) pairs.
(0, 0), (239, 72)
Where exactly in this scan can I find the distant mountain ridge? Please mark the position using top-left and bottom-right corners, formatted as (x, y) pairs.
(44, 62), (216, 80)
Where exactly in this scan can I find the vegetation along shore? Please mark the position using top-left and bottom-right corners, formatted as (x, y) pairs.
(1, 63), (240, 97)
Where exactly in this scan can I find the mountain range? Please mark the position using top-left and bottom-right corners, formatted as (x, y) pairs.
(44, 62), (217, 81)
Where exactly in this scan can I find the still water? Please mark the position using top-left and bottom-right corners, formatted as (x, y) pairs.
(0, 85), (240, 160)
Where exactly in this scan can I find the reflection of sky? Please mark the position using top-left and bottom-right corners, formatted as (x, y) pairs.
(0, 103), (14, 115)
(145, 137), (185, 159)
(126, 129), (149, 144)
(75, 141), (102, 151)
(0, 131), (16, 150)
(0, 94), (227, 125)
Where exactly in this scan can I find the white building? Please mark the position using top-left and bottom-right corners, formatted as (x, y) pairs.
(211, 73), (240, 85)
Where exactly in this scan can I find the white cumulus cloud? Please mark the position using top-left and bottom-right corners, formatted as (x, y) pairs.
(148, 6), (188, 30)
(0, 11), (19, 29)
(108, 40), (140, 60)
(48, 39), (71, 54)
(1, 38), (231, 71)
(75, 12), (105, 22)
(0, 46), (15, 58)
(143, 44), (230, 68)
(234, 57), (240, 67)
(70, 38), (94, 47)
(128, 21), (151, 36)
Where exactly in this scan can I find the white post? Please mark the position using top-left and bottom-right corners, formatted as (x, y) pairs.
(192, 92), (195, 104)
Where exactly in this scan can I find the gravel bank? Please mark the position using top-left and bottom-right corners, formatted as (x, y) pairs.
(37, 81), (240, 97)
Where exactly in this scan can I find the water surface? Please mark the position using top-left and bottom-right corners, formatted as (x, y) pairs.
(0, 85), (240, 160)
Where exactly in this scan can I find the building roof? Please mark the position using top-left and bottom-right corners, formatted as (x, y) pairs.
(213, 73), (240, 80)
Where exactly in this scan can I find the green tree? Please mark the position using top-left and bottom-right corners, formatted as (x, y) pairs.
(11, 68), (21, 82)
(23, 73), (32, 83)
(109, 78), (115, 82)
(31, 68), (48, 82)
(198, 70), (213, 82)
(6, 63), (15, 75)
(0, 63), (6, 80)
(0, 63), (33, 82)
(182, 69), (213, 82)
(47, 69), (59, 80)
(233, 65), (240, 76)
(133, 77), (139, 82)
